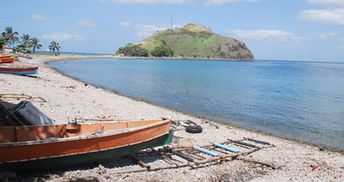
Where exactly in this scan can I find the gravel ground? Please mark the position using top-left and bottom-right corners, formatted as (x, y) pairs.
(0, 55), (343, 182)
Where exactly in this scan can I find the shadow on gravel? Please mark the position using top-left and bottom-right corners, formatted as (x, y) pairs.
(10, 154), (158, 181)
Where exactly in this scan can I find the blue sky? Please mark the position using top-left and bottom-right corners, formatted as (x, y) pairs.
(1, 0), (344, 61)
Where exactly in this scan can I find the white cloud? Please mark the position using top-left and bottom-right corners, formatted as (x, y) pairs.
(312, 32), (337, 40)
(230, 29), (304, 42)
(229, 29), (340, 42)
(77, 19), (95, 28)
(32, 14), (48, 21)
(134, 24), (171, 36)
(120, 21), (132, 27)
(299, 8), (344, 26)
(120, 22), (183, 36)
(205, 0), (261, 5)
(307, 0), (344, 5)
(41, 33), (85, 41)
(134, 24), (183, 36)
(99, 0), (261, 5)
(100, 0), (192, 4)
(337, 45), (344, 50)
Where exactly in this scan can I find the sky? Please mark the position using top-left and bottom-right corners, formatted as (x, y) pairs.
(1, 0), (344, 62)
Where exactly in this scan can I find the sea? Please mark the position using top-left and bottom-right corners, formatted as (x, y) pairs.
(49, 59), (344, 151)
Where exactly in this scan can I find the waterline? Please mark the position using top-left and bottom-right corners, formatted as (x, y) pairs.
(50, 59), (344, 150)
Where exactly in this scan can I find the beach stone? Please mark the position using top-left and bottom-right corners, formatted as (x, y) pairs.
(2, 55), (344, 182)
(97, 164), (107, 174)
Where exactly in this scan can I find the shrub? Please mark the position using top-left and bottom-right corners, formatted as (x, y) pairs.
(151, 46), (174, 57)
(150, 41), (174, 57)
(116, 44), (149, 57)
(14, 43), (32, 54)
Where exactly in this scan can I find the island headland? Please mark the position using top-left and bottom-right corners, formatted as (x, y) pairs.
(116, 23), (254, 60)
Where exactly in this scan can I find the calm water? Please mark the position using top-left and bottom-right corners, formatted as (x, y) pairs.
(50, 59), (344, 150)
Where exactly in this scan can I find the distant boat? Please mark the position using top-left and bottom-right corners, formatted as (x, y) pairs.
(0, 62), (38, 75)
(0, 55), (14, 64)
(0, 119), (173, 171)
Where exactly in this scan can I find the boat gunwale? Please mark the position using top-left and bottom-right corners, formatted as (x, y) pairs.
(0, 120), (170, 147)
(0, 119), (162, 129)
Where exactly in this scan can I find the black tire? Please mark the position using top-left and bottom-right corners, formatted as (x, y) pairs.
(185, 125), (202, 134)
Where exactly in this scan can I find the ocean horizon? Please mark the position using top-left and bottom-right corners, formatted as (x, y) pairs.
(36, 51), (111, 56)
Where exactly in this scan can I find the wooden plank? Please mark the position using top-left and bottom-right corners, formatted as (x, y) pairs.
(233, 140), (258, 148)
(171, 150), (194, 162)
(236, 156), (281, 170)
(245, 138), (272, 145)
(130, 155), (151, 170)
(0, 127), (16, 143)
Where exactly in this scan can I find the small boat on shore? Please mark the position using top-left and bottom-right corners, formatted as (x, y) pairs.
(0, 119), (172, 172)
(0, 55), (14, 64)
(0, 101), (173, 172)
(0, 62), (38, 75)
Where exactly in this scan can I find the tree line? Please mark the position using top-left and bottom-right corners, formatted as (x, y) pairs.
(0, 27), (61, 56)
(116, 40), (173, 57)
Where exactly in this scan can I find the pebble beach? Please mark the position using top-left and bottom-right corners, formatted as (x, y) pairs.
(0, 55), (343, 181)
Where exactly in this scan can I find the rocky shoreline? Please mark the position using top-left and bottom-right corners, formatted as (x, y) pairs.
(0, 55), (343, 181)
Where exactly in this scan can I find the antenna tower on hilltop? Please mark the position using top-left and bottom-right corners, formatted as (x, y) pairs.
(170, 14), (173, 32)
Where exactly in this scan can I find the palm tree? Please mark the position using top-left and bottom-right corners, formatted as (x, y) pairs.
(49, 41), (61, 56)
(20, 34), (31, 49)
(1, 27), (19, 47)
(0, 37), (5, 51)
(30, 37), (42, 54)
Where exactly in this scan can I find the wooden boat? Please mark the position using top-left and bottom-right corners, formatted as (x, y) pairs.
(0, 55), (14, 64)
(0, 119), (173, 172)
(0, 62), (38, 75)
(0, 55), (12, 59)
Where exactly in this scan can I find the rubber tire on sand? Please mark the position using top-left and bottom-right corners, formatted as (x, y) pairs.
(185, 125), (202, 134)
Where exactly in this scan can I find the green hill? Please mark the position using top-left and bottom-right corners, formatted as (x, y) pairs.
(116, 23), (254, 60)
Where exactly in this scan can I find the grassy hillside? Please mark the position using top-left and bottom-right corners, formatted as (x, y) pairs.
(118, 23), (254, 60)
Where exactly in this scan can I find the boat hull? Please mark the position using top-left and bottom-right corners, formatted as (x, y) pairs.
(0, 120), (173, 172)
(0, 56), (14, 64)
(0, 66), (38, 75)
(0, 130), (173, 172)
(0, 59), (13, 64)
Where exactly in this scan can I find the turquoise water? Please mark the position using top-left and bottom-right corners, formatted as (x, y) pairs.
(50, 59), (344, 150)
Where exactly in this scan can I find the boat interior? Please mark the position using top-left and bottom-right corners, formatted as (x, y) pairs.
(0, 100), (166, 143)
